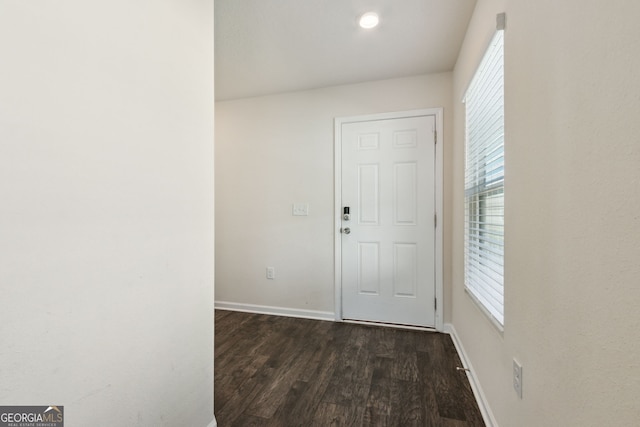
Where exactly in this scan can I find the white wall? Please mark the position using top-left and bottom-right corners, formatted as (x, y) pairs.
(0, 2), (215, 426)
(452, 0), (640, 425)
(215, 74), (452, 317)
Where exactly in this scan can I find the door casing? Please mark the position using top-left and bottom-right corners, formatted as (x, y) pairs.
(334, 108), (444, 331)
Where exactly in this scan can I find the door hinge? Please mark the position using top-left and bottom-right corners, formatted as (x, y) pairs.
(434, 213), (437, 228)
(434, 129), (437, 144)
(434, 297), (437, 311)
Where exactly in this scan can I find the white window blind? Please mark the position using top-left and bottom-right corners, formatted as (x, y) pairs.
(464, 29), (505, 326)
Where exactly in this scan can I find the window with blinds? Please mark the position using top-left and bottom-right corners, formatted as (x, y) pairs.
(464, 29), (505, 327)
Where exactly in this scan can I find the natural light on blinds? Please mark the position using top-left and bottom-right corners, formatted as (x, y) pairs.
(464, 29), (505, 326)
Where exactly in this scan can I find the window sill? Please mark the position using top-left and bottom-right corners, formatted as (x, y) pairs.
(464, 287), (504, 335)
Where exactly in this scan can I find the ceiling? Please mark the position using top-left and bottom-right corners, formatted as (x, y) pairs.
(214, 0), (477, 101)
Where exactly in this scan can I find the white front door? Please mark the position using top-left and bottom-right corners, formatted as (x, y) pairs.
(338, 112), (438, 327)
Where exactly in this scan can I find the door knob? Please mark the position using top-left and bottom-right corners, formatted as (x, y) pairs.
(341, 227), (351, 234)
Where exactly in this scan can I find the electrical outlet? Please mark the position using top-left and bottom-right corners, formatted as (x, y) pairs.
(266, 267), (275, 280)
(292, 203), (309, 216)
(513, 359), (523, 399)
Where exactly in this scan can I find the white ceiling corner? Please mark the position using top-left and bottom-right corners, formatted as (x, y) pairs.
(214, 0), (477, 101)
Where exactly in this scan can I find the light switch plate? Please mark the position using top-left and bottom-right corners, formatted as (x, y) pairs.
(292, 203), (309, 216)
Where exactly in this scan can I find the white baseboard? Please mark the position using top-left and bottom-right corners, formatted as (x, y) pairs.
(444, 323), (498, 427)
(207, 416), (216, 427)
(215, 301), (335, 321)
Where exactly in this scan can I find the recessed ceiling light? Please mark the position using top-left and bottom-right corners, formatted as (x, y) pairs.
(359, 12), (379, 29)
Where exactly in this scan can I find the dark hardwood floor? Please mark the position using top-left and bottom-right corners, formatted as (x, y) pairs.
(215, 310), (484, 427)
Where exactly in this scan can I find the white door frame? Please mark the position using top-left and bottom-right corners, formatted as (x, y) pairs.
(334, 108), (444, 331)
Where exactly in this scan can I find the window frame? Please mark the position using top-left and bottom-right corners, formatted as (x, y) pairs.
(463, 27), (505, 329)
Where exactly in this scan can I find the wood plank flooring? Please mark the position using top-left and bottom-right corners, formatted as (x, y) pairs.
(215, 310), (485, 427)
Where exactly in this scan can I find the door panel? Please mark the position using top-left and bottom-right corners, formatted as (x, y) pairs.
(358, 164), (379, 225)
(358, 242), (380, 294)
(341, 115), (436, 327)
(394, 162), (417, 225)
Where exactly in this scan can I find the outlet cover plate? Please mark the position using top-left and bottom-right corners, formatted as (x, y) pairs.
(292, 203), (309, 216)
(513, 359), (523, 399)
